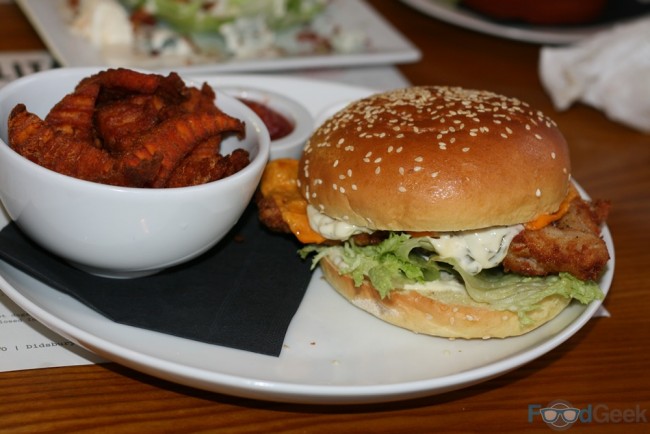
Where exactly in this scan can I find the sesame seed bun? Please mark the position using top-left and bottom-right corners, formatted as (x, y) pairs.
(298, 86), (571, 232)
(320, 256), (572, 339)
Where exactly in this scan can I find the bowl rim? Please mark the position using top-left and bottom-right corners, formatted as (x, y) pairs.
(0, 66), (271, 193)
(217, 85), (314, 151)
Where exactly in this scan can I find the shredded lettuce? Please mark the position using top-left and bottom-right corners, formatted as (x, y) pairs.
(120, 0), (327, 34)
(300, 233), (604, 324)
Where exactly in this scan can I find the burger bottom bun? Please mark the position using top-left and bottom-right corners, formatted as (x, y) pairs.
(320, 257), (572, 339)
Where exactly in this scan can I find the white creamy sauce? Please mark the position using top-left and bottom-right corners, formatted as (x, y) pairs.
(425, 225), (523, 275)
(69, 0), (133, 48)
(220, 17), (276, 59)
(308, 205), (523, 275)
(307, 205), (372, 240)
(70, 0), (196, 62)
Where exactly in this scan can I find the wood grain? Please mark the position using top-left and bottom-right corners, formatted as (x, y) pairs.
(1, 1), (649, 432)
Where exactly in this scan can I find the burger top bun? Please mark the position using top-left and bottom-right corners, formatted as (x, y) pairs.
(298, 86), (571, 232)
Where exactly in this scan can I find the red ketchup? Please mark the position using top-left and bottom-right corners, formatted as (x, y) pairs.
(238, 98), (294, 141)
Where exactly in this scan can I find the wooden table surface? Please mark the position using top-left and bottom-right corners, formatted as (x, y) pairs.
(1, 1), (648, 432)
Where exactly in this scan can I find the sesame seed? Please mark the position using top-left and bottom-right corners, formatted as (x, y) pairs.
(351, 184), (358, 190)
(535, 134), (543, 140)
(551, 152), (556, 159)
(398, 186), (407, 192)
(333, 159), (339, 167)
(431, 171), (439, 177)
(462, 147), (470, 152)
(536, 188), (542, 197)
(375, 167), (381, 175)
(399, 167), (405, 175)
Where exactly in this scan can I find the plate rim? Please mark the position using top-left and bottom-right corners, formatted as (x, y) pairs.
(400, 0), (634, 44)
(0, 74), (614, 404)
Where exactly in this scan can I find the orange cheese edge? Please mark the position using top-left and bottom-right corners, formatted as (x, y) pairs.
(524, 184), (579, 230)
(259, 159), (326, 244)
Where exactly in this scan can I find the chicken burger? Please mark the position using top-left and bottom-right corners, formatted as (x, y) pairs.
(257, 86), (610, 339)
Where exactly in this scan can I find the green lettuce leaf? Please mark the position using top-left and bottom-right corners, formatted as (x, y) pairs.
(300, 233), (605, 324)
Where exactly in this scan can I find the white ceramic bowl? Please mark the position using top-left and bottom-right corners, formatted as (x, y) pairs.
(220, 86), (313, 160)
(0, 67), (270, 278)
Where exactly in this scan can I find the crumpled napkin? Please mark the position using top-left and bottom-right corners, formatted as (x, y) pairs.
(539, 15), (650, 133)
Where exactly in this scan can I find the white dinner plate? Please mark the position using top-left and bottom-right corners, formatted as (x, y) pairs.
(0, 75), (613, 404)
(16, 0), (420, 74)
(401, 0), (642, 44)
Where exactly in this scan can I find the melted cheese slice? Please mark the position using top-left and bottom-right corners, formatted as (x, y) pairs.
(259, 159), (326, 244)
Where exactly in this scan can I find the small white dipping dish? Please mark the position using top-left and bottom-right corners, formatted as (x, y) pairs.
(220, 86), (313, 160)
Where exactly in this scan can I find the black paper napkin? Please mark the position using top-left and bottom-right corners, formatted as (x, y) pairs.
(0, 204), (313, 357)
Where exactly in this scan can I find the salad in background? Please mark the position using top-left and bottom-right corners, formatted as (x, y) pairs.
(65, 0), (367, 67)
